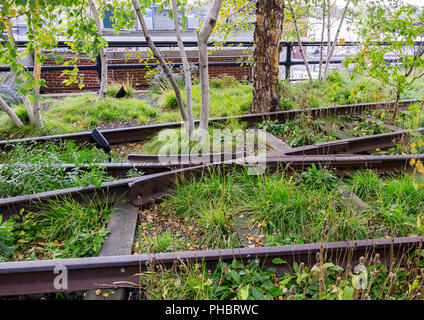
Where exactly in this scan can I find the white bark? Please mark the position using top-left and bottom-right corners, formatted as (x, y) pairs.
(0, 96), (24, 128)
(323, 0), (351, 80)
(288, 0), (312, 82)
(88, 0), (107, 99)
(23, 96), (35, 124)
(171, 0), (195, 138)
(131, 0), (188, 121)
(32, 51), (43, 127)
(318, 6), (326, 81)
(197, 0), (223, 138)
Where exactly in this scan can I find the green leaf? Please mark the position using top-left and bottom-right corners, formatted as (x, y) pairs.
(230, 270), (241, 283)
(237, 284), (249, 300)
(272, 258), (286, 265)
(343, 286), (354, 300)
(251, 287), (266, 300)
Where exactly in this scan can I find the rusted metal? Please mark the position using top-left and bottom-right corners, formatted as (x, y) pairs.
(0, 178), (135, 221)
(0, 236), (422, 296)
(283, 128), (424, 155)
(128, 154), (422, 205)
(0, 99), (418, 151)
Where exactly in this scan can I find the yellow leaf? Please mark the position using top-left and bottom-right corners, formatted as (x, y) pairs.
(338, 38), (346, 45)
(19, 230), (25, 236)
(410, 159), (416, 166)
(102, 293), (109, 298)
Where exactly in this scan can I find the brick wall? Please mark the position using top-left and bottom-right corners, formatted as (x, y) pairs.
(40, 53), (251, 94)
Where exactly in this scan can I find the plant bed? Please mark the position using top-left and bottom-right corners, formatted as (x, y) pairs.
(131, 166), (424, 253)
(0, 141), (118, 198)
(0, 197), (113, 262)
(132, 250), (424, 300)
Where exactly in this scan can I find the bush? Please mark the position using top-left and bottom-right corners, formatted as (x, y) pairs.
(0, 85), (23, 106)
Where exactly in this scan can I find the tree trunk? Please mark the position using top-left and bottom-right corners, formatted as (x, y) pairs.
(88, 0), (107, 99)
(251, 0), (285, 114)
(131, 0), (188, 122)
(323, 0), (351, 81)
(32, 50), (43, 127)
(318, 6), (326, 81)
(197, 0), (224, 138)
(288, 0), (312, 82)
(171, 0), (194, 139)
(23, 96), (35, 124)
(0, 96), (24, 128)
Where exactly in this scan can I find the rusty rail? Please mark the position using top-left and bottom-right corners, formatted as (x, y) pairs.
(1, 236), (422, 296)
(0, 99), (418, 151)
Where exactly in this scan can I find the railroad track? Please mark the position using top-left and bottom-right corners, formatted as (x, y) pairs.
(0, 99), (418, 150)
(1, 98), (423, 298)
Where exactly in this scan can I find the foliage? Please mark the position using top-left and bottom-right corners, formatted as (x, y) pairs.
(0, 215), (15, 260)
(2, 197), (112, 261)
(0, 141), (115, 198)
(256, 116), (337, 147)
(344, 0), (424, 107)
(0, 84), (22, 106)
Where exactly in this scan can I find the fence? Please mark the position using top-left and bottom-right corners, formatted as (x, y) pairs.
(0, 40), (418, 93)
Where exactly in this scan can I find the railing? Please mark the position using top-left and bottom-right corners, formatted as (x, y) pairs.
(0, 40), (421, 90)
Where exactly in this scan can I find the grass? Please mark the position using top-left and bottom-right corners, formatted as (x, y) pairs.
(0, 95), (157, 140)
(154, 82), (253, 123)
(348, 171), (424, 237)
(0, 196), (113, 262)
(159, 167), (365, 246)
(1, 73), (424, 141)
(141, 123), (265, 156)
(0, 141), (116, 198)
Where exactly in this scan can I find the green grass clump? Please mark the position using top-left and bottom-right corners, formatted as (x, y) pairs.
(0, 197), (113, 261)
(348, 171), (424, 237)
(161, 167), (371, 246)
(158, 89), (179, 110)
(46, 95), (157, 128)
(0, 141), (115, 198)
(156, 82), (253, 121)
(0, 95), (157, 140)
(142, 124), (258, 156)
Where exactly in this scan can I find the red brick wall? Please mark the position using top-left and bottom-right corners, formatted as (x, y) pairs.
(40, 55), (251, 94)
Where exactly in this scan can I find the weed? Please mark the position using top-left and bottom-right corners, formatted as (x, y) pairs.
(4, 196), (113, 261)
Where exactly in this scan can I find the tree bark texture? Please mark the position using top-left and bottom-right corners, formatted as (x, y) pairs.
(251, 0), (285, 114)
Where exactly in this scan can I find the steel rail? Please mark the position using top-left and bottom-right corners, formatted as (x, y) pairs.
(0, 236), (422, 296)
(1, 153), (422, 218)
(1, 158), (424, 296)
(283, 128), (424, 155)
(0, 99), (418, 151)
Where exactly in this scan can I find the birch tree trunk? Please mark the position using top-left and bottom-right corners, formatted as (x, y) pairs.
(197, 0), (224, 138)
(32, 50), (43, 127)
(287, 0), (312, 82)
(88, 0), (107, 99)
(323, 0), (351, 80)
(131, 0), (188, 121)
(251, 0), (285, 114)
(171, 0), (194, 138)
(0, 96), (24, 128)
(8, 26), (35, 124)
(318, 6), (326, 81)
